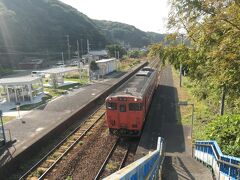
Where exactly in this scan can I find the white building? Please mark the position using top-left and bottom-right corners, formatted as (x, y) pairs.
(40, 67), (79, 87)
(82, 50), (108, 64)
(96, 58), (118, 76)
(0, 76), (43, 103)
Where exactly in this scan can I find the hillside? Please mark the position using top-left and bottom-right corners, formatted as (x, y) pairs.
(0, 0), (165, 69)
(94, 20), (165, 48)
(0, 0), (108, 67)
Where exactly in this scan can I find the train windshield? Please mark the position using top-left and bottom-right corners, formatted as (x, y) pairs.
(129, 103), (142, 111)
(106, 102), (117, 110)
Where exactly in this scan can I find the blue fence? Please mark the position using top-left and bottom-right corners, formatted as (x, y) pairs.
(104, 137), (165, 180)
(195, 141), (240, 180)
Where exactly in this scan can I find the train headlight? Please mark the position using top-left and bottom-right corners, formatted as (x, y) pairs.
(134, 98), (137, 101)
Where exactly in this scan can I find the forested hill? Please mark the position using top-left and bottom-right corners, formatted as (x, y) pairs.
(0, 0), (164, 68)
(94, 20), (165, 47)
(0, 0), (108, 54)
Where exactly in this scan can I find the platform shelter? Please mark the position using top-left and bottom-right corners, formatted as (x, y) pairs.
(0, 76), (43, 103)
(41, 67), (79, 87)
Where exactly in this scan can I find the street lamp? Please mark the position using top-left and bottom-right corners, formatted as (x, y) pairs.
(0, 110), (6, 146)
(178, 101), (195, 156)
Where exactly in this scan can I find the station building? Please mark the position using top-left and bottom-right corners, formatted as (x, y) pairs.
(40, 67), (79, 87)
(96, 58), (118, 76)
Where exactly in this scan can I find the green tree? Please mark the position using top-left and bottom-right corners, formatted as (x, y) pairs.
(106, 44), (127, 58)
(167, 0), (240, 113)
(127, 50), (146, 58)
(204, 114), (240, 157)
(89, 61), (99, 71)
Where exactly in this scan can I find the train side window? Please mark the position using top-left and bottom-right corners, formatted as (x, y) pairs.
(129, 103), (142, 111)
(119, 105), (126, 112)
(106, 102), (117, 110)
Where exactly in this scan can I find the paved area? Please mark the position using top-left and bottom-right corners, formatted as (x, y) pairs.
(135, 65), (213, 180)
(0, 73), (122, 167)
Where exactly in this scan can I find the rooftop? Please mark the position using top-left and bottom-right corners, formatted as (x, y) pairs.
(96, 58), (117, 63)
(0, 76), (41, 85)
(88, 50), (108, 56)
(41, 67), (79, 74)
(111, 70), (156, 97)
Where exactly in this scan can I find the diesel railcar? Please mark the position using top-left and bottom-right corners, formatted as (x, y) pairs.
(105, 67), (158, 136)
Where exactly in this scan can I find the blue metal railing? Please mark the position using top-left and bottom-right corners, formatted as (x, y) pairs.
(103, 137), (165, 180)
(195, 140), (240, 180)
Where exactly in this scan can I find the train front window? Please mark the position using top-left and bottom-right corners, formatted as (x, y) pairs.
(129, 103), (142, 111)
(119, 105), (126, 112)
(106, 102), (117, 110)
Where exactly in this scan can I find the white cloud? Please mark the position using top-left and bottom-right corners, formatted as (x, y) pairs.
(59, 0), (170, 33)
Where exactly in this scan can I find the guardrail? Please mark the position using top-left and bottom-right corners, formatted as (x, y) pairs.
(195, 141), (240, 180)
(104, 137), (165, 180)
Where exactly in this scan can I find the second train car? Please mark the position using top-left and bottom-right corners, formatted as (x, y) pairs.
(105, 66), (158, 136)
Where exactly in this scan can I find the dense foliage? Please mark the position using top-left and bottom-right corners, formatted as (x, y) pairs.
(0, 0), (107, 53)
(106, 44), (127, 59)
(127, 50), (147, 58)
(94, 20), (165, 48)
(149, 0), (240, 156)
(204, 115), (240, 156)
(89, 61), (99, 71)
(0, 0), (165, 71)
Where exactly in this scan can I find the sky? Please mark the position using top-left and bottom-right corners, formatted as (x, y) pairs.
(59, 0), (170, 33)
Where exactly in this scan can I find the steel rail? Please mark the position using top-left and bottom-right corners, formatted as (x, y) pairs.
(118, 144), (130, 170)
(94, 139), (131, 180)
(94, 138), (120, 180)
(19, 106), (105, 180)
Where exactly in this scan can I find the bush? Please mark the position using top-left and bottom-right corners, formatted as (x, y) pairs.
(204, 114), (240, 157)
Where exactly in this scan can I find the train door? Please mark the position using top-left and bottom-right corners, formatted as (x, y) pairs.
(129, 103), (143, 129)
(118, 104), (128, 128)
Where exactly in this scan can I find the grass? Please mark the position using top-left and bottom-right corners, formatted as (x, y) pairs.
(118, 58), (141, 72)
(106, 161), (119, 172)
(11, 95), (52, 111)
(2, 116), (15, 124)
(171, 67), (213, 140)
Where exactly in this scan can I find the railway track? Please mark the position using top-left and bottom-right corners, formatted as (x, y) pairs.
(18, 59), (160, 180)
(20, 106), (106, 180)
(94, 138), (131, 180)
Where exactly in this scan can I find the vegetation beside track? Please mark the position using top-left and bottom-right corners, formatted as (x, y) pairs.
(172, 67), (240, 157)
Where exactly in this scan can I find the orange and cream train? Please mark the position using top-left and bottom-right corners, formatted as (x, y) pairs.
(105, 67), (158, 136)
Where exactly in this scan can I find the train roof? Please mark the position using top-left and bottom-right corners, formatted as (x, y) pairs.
(110, 68), (156, 98)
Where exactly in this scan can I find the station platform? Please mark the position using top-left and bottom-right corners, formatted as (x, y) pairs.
(135, 65), (213, 179)
(0, 72), (124, 167)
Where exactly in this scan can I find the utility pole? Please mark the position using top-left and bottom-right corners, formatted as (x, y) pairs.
(180, 34), (184, 87)
(117, 51), (120, 59)
(61, 52), (64, 65)
(66, 35), (71, 60)
(77, 40), (82, 80)
(220, 85), (226, 115)
(46, 49), (49, 62)
(77, 40), (80, 59)
(80, 39), (83, 57)
(180, 64), (182, 87)
(87, 39), (90, 54)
